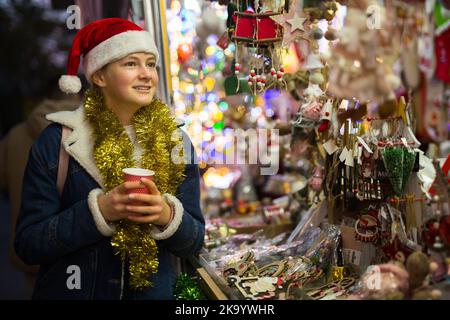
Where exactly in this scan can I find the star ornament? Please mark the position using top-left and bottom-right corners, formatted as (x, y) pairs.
(287, 13), (306, 32)
(270, 6), (308, 46)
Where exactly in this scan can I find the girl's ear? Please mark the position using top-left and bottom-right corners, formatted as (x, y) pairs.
(91, 69), (106, 88)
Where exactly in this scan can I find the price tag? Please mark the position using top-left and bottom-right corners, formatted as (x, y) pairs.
(323, 139), (339, 155)
(345, 150), (354, 167)
(357, 146), (363, 164)
(339, 147), (349, 162)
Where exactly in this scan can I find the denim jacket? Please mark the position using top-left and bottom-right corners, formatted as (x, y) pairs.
(14, 106), (205, 299)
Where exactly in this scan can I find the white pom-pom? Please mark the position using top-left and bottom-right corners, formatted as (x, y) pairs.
(59, 75), (82, 94)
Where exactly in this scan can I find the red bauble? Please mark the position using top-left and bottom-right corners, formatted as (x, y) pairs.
(177, 43), (193, 64)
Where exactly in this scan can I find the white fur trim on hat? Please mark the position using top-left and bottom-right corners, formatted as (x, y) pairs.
(59, 75), (82, 94)
(83, 30), (159, 82)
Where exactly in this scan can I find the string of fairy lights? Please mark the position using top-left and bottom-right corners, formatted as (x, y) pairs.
(165, 0), (345, 188)
(167, 0), (232, 175)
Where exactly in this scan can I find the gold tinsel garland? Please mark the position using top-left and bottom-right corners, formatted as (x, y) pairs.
(84, 88), (185, 289)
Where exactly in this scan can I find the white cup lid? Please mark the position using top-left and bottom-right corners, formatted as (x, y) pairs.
(122, 168), (155, 176)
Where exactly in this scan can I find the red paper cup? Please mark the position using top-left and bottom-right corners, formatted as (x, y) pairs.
(122, 168), (155, 197)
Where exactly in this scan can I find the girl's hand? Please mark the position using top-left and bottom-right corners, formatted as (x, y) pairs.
(97, 181), (146, 222)
(124, 178), (172, 226)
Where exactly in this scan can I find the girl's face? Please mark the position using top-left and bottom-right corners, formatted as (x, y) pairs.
(93, 52), (158, 109)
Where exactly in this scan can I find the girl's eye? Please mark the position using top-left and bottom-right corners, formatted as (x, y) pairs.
(124, 61), (136, 66)
(147, 62), (156, 68)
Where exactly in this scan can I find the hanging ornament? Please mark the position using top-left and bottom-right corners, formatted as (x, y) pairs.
(217, 31), (230, 50)
(304, 83), (324, 98)
(233, 8), (255, 40)
(318, 99), (333, 133)
(310, 27), (324, 40)
(256, 10), (282, 41)
(309, 71), (325, 85)
(270, 67), (277, 79)
(287, 12), (307, 33)
(232, 5), (283, 44)
(277, 67), (285, 82)
(270, 0), (309, 46)
(402, 148), (416, 193)
(227, 1), (288, 95)
(382, 147), (404, 196)
(324, 27), (338, 41)
(234, 62), (240, 75)
(302, 53), (324, 70)
(300, 100), (322, 121)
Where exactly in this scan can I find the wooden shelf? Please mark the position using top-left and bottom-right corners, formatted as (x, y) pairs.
(189, 253), (241, 300)
(196, 267), (229, 300)
(230, 36), (282, 44)
(234, 12), (282, 18)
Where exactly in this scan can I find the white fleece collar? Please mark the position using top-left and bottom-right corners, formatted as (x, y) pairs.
(46, 105), (185, 190)
(46, 105), (105, 188)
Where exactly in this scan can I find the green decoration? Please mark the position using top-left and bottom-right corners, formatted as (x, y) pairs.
(382, 147), (404, 196)
(224, 75), (251, 96)
(401, 148), (416, 193)
(173, 273), (206, 300)
(435, 2), (450, 32)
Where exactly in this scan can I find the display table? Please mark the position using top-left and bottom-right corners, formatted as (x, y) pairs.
(189, 249), (450, 300)
(189, 250), (238, 300)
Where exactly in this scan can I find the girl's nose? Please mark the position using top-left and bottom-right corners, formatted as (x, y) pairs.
(138, 65), (152, 78)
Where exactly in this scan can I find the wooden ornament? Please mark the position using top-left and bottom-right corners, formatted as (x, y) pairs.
(310, 72), (325, 85)
(325, 28), (338, 41)
(257, 11), (280, 40)
(310, 27), (324, 40)
(233, 10), (255, 39)
(378, 98), (397, 118)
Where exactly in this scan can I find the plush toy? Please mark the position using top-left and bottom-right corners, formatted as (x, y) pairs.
(361, 264), (407, 300)
(406, 251), (443, 300)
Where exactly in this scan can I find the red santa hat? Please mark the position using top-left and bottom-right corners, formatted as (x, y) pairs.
(59, 18), (159, 94)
